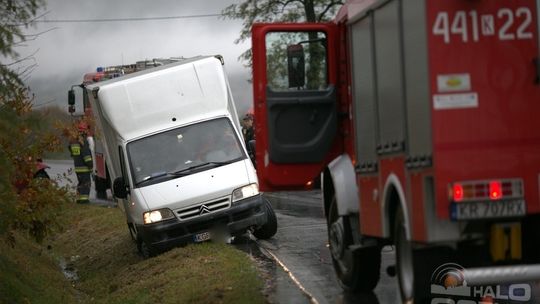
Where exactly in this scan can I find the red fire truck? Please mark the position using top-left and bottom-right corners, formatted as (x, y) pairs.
(251, 0), (540, 301)
(68, 58), (184, 199)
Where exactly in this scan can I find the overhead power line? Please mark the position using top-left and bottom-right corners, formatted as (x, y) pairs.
(33, 13), (223, 23)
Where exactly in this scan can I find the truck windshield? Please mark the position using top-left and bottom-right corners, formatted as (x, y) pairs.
(127, 117), (246, 186)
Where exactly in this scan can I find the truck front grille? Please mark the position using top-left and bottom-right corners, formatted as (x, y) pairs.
(175, 197), (231, 221)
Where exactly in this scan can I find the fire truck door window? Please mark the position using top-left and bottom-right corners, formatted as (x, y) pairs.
(265, 31), (328, 91)
(262, 31), (337, 164)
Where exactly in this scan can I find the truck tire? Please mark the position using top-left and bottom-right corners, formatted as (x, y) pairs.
(395, 206), (415, 301)
(137, 237), (156, 259)
(95, 176), (108, 199)
(127, 223), (137, 243)
(328, 196), (381, 292)
(253, 198), (278, 239)
(395, 206), (444, 302)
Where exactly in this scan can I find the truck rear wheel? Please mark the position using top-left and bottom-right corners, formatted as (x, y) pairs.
(395, 207), (415, 301)
(95, 176), (108, 199)
(328, 196), (381, 292)
(253, 198), (277, 239)
(395, 206), (445, 302)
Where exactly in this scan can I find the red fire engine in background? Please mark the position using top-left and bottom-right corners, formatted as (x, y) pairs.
(252, 0), (540, 301)
(68, 58), (184, 199)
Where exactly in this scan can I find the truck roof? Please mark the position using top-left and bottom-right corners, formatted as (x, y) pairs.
(88, 55), (234, 141)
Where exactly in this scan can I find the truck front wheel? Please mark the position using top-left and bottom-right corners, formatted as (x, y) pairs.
(253, 198), (278, 239)
(137, 237), (156, 259)
(328, 196), (381, 292)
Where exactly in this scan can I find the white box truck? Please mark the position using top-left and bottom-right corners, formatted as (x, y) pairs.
(87, 55), (277, 257)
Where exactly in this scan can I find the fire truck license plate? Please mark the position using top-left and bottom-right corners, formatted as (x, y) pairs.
(451, 200), (526, 221)
(193, 231), (211, 243)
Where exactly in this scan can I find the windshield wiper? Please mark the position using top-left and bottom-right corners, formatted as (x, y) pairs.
(169, 161), (232, 176)
(137, 171), (169, 186)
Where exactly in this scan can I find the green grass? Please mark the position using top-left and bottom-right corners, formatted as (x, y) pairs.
(1, 204), (267, 304)
(0, 233), (77, 303)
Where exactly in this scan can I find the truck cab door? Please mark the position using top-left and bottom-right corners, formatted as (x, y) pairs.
(251, 23), (341, 191)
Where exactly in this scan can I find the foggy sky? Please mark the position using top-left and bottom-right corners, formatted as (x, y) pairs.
(18, 0), (254, 115)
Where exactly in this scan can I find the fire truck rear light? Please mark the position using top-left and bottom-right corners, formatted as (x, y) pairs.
(449, 179), (523, 202)
(453, 183), (464, 202)
(489, 181), (502, 200)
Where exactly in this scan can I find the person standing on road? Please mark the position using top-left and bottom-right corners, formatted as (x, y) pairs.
(69, 122), (93, 204)
(241, 113), (254, 146)
(242, 113), (256, 166)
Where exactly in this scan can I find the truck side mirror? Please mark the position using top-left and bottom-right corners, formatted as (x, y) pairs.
(68, 89), (75, 106)
(287, 44), (305, 88)
(113, 177), (128, 199)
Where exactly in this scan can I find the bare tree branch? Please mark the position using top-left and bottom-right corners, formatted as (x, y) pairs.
(317, 1), (343, 22)
(4, 49), (39, 67)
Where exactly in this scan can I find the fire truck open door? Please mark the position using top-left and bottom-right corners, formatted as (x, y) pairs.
(251, 23), (341, 191)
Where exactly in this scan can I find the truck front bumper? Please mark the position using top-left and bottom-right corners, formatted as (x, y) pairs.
(136, 194), (267, 251)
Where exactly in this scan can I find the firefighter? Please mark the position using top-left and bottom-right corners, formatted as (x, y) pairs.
(241, 113), (254, 146)
(242, 113), (256, 165)
(69, 122), (93, 204)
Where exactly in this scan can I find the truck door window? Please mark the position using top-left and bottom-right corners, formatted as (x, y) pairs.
(265, 31), (328, 91)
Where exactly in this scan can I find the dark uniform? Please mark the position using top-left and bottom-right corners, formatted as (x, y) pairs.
(242, 114), (255, 166)
(242, 114), (255, 146)
(69, 137), (93, 204)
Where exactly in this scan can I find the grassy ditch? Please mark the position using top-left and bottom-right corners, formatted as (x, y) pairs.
(1, 204), (267, 304)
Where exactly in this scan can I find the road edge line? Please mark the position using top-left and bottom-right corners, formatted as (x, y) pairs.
(256, 240), (320, 304)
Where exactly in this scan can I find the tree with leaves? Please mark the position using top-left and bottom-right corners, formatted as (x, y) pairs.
(1, 0), (73, 244)
(1, 0), (45, 96)
(222, 0), (343, 67)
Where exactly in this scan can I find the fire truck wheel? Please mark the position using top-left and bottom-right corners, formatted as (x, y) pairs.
(328, 197), (381, 292)
(253, 198), (278, 239)
(395, 207), (415, 301)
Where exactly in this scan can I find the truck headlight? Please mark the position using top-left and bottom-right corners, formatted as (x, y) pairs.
(143, 208), (174, 224)
(232, 183), (259, 203)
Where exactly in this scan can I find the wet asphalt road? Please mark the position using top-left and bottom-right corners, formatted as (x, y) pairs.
(262, 191), (400, 304)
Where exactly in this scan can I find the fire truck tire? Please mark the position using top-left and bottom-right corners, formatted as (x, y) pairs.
(395, 207), (437, 302)
(395, 207), (414, 301)
(328, 197), (381, 292)
(253, 198), (278, 239)
(523, 215), (540, 263)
